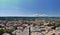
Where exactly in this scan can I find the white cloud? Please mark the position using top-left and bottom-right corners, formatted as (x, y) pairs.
(18, 14), (48, 17)
(32, 14), (48, 17)
(0, 14), (48, 17)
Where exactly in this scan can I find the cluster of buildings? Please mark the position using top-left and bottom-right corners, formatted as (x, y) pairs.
(0, 19), (60, 35)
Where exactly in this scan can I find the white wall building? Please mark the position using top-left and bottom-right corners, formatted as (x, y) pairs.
(2, 33), (10, 35)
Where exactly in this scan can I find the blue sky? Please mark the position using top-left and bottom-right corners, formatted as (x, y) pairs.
(0, 0), (60, 17)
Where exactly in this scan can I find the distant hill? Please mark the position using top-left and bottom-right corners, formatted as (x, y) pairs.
(0, 17), (60, 21)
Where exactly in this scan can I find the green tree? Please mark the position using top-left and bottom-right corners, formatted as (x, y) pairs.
(6, 29), (13, 34)
(0, 29), (5, 35)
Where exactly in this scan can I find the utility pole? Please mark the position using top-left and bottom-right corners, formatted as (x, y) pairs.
(28, 23), (31, 35)
(29, 27), (31, 35)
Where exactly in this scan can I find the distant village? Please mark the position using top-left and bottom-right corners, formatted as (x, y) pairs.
(0, 18), (60, 35)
